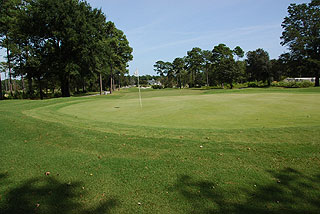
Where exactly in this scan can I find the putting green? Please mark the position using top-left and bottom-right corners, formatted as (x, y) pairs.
(57, 93), (320, 130)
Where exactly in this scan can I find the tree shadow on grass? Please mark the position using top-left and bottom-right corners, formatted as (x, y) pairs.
(0, 174), (119, 214)
(173, 168), (320, 214)
(0, 174), (8, 180)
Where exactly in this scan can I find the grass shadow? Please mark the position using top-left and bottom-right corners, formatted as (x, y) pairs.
(0, 174), (8, 180)
(0, 174), (119, 214)
(172, 168), (320, 214)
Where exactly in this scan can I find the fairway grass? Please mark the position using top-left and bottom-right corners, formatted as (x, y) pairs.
(1, 88), (320, 213)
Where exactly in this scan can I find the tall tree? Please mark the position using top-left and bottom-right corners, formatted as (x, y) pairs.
(0, 0), (133, 98)
(154, 60), (167, 85)
(212, 44), (241, 88)
(233, 46), (244, 60)
(201, 50), (212, 86)
(0, 66), (3, 100)
(278, 53), (310, 78)
(172, 57), (185, 88)
(270, 59), (283, 82)
(281, 0), (320, 86)
(165, 61), (174, 88)
(233, 46), (246, 83)
(246, 48), (271, 85)
(153, 60), (173, 87)
(22, 0), (108, 97)
(102, 22), (133, 94)
(185, 47), (203, 88)
(0, 0), (22, 96)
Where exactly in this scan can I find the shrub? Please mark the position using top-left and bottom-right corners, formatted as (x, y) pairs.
(54, 91), (62, 98)
(152, 85), (164, 89)
(200, 86), (212, 90)
(271, 81), (314, 88)
(297, 81), (314, 88)
(247, 81), (262, 87)
(233, 83), (249, 88)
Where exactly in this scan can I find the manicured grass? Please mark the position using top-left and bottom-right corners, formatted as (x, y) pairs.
(1, 87), (320, 213)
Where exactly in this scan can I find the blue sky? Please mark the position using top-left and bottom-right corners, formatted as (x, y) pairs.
(87, 0), (308, 76)
(0, 0), (309, 78)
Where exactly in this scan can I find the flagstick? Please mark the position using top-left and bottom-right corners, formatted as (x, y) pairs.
(136, 70), (142, 108)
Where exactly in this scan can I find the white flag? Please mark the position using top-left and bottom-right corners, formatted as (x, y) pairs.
(134, 69), (139, 77)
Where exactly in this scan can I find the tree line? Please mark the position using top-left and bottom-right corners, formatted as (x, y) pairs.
(0, 0), (319, 100)
(153, 45), (280, 89)
(154, 0), (320, 89)
(0, 0), (133, 99)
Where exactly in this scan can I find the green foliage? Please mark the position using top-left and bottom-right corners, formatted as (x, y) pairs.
(154, 60), (166, 76)
(151, 85), (164, 89)
(281, 0), (320, 86)
(153, 60), (175, 88)
(233, 46), (244, 59)
(246, 48), (271, 85)
(212, 44), (233, 61)
(247, 81), (267, 87)
(185, 47), (204, 87)
(0, 0), (132, 99)
(152, 44), (247, 90)
(271, 81), (314, 88)
(172, 57), (185, 88)
(212, 44), (242, 88)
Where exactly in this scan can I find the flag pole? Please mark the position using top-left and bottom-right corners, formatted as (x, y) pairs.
(138, 75), (142, 108)
(135, 69), (142, 108)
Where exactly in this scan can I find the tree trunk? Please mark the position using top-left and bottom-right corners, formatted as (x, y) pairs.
(38, 76), (43, 100)
(206, 71), (209, 86)
(0, 73), (3, 100)
(28, 77), (33, 95)
(14, 79), (17, 93)
(118, 74), (121, 91)
(21, 74), (25, 93)
(191, 71), (194, 88)
(110, 73), (113, 94)
(82, 77), (86, 92)
(60, 73), (70, 97)
(99, 73), (103, 95)
(313, 46), (319, 87)
(4, 72), (8, 91)
(18, 49), (25, 94)
(109, 64), (113, 94)
(7, 42), (13, 96)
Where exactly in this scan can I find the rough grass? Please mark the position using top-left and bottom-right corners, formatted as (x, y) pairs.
(0, 87), (320, 214)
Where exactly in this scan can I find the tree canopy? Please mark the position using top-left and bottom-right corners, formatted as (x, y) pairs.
(0, 0), (133, 99)
(246, 48), (271, 85)
(281, 0), (320, 86)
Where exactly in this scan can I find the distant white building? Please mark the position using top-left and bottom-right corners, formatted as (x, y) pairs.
(284, 77), (319, 82)
(147, 79), (162, 86)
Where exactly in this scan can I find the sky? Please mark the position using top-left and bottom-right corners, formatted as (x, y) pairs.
(0, 0), (310, 78)
(87, 0), (309, 76)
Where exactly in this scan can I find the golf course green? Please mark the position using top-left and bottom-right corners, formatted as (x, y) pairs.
(1, 87), (320, 213)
